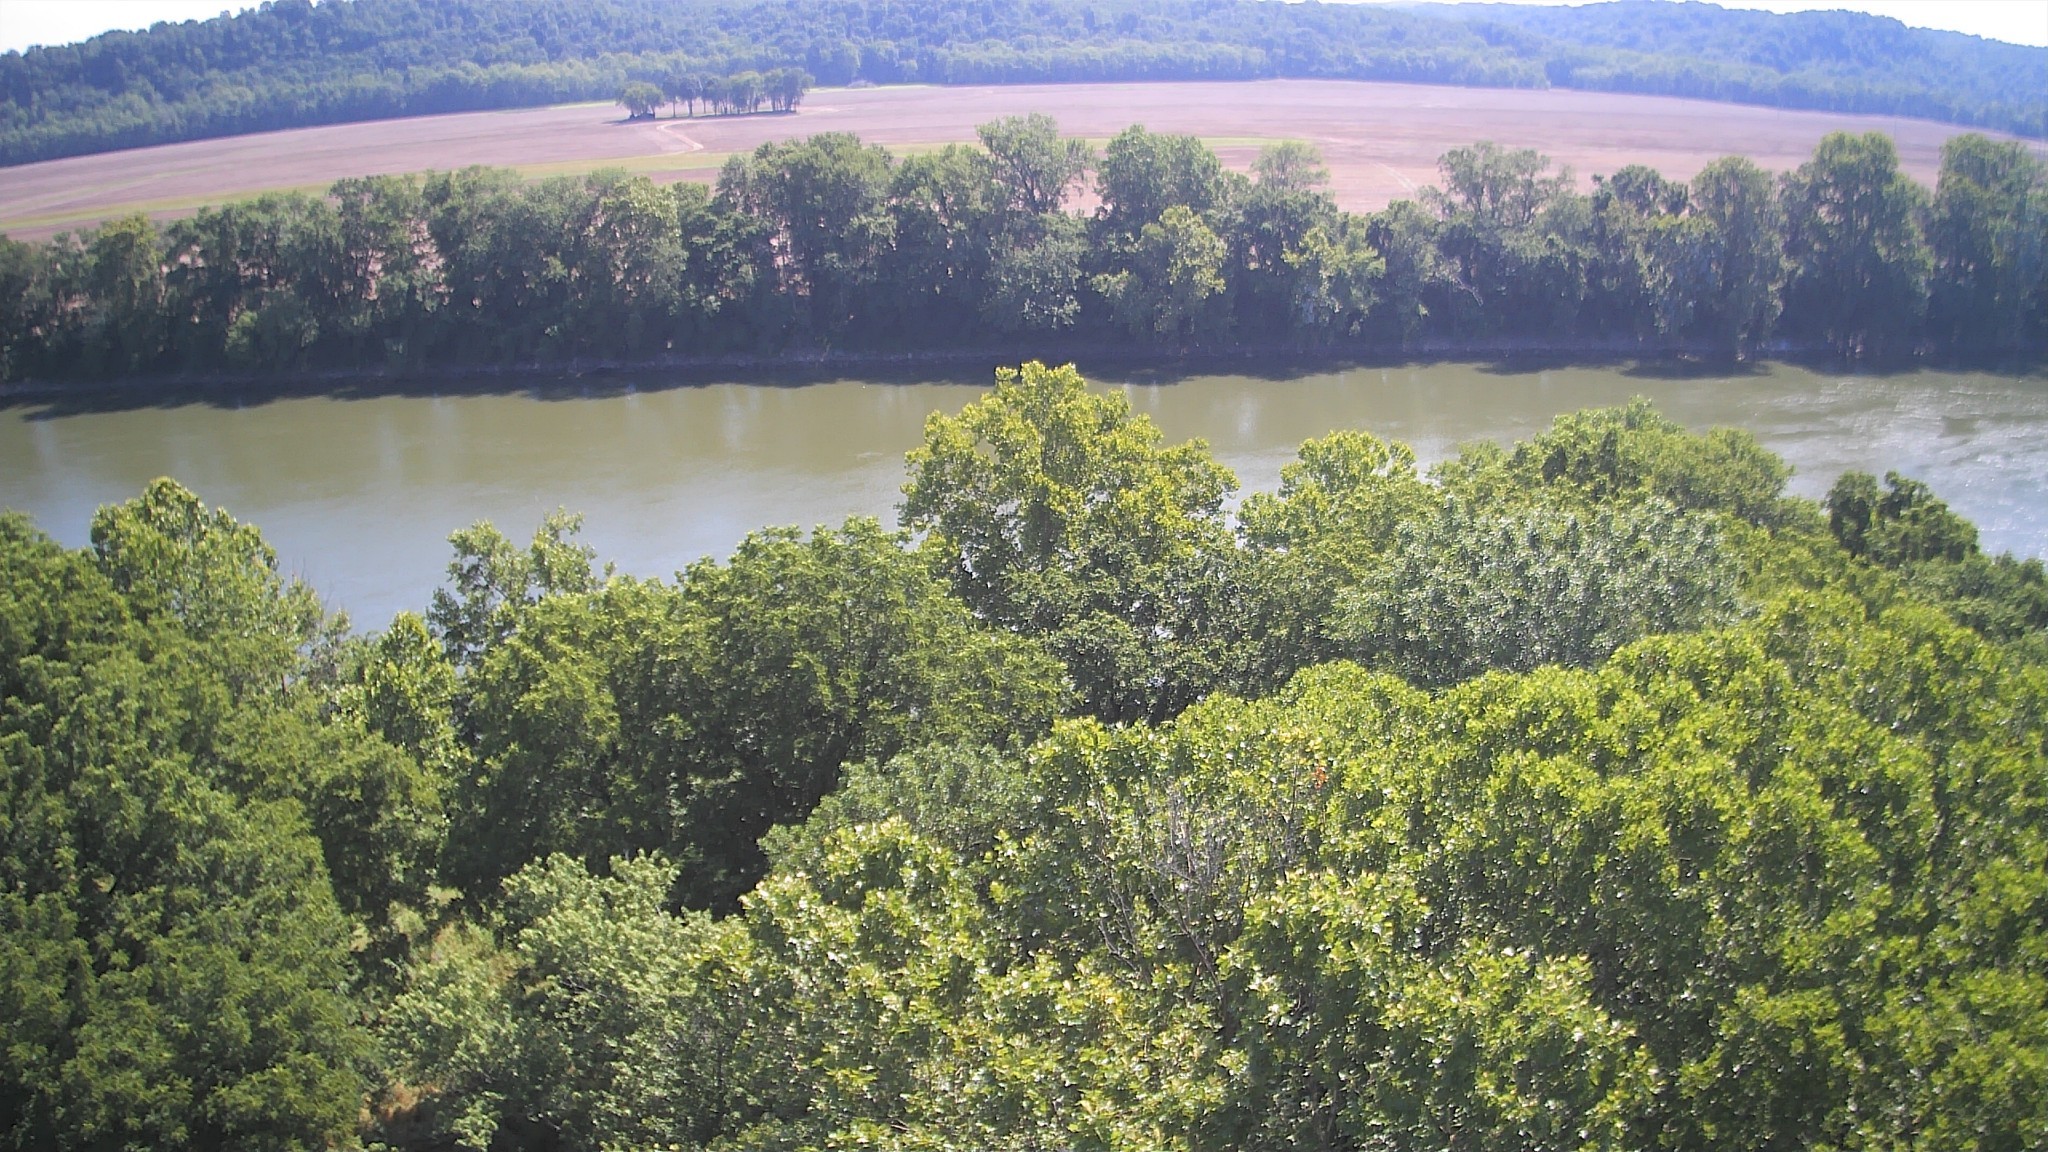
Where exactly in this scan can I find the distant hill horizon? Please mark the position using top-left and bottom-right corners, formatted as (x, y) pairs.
(3, 0), (2043, 167)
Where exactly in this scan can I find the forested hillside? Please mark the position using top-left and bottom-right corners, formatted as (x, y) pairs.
(2, 0), (2042, 166)
(1421, 0), (2046, 130)
(5, 374), (2046, 1148)
(3, 120), (2043, 383)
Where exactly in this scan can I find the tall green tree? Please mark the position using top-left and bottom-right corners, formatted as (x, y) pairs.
(1927, 132), (2048, 355)
(981, 210), (1089, 334)
(879, 143), (1003, 341)
(0, 233), (70, 380)
(327, 173), (435, 363)
(977, 112), (1094, 217)
(1439, 398), (1793, 527)
(1586, 164), (1702, 341)
(381, 854), (747, 1150)
(1223, 142), (1379, 341)
(902, 361), (1240, 722)
(1688, 155), (1787, 358)
(0, 512), (370, 1150)
(1362, 198), (1450, 342)
(579, 172), (687, 355)
(155, 193), (342, 372)
(1427, 141), (1588, 336)
(1093, 204), (1231, 344)
(89, 476), (323, 693)
(81, 213), (167, 376)
(716, 132), (896, 341)
(422, 168), (593, 361)
(1233, 430), (1435, 685)
(427, 508), (599, 670)
(1095, 125), (1230, 237)
(766, 66), (813, 112)
(1780, 131), (1932, 359)
(1825, 469), (1979, 565)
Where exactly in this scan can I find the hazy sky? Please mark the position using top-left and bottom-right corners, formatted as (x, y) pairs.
(0, 0), (2043, 55)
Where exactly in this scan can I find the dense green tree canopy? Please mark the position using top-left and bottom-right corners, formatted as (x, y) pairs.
(1781, 131), (1934, 358)
(3, 124), (2040, 384)
(0, 496), (375, 1149)
(1928, 134), (2048, 353)
(1685, 155), (1788, 358)
(902, 361), (1239, 722)
(435, 516), (1062, 911)
(5, 387), (2047, 1148)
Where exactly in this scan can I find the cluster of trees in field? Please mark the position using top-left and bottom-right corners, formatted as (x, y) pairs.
(3, 0), (2041, 167)
(619, 66), (813, 120)
(5, 370), (2046, 1149)
(2, 118), (2043, 384)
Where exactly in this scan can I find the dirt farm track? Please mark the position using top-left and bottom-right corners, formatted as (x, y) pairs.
(2, 79), (2037, 240)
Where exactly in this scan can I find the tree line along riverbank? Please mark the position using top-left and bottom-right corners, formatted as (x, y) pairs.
(4, 369), (2047, 1147)
(2, 116), (2043, 389)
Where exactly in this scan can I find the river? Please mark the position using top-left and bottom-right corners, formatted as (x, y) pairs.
(3, 360), (2044, 630)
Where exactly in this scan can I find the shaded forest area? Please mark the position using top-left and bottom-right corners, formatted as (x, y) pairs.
(2, 0), (2043, 167)
(5, 370), (2047, 1149)
(2, 119), (2043, 386)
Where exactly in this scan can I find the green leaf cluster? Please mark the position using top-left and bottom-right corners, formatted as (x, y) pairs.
(0, 500), (397, 1148)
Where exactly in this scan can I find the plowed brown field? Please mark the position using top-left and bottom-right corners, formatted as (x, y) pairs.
(2, 79), (2033, 240)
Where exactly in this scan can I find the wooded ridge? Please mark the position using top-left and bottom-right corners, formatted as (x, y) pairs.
(3, 0), (2042, 166)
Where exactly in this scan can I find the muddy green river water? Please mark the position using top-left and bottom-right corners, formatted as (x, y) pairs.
(4, 360), (2044, 628)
